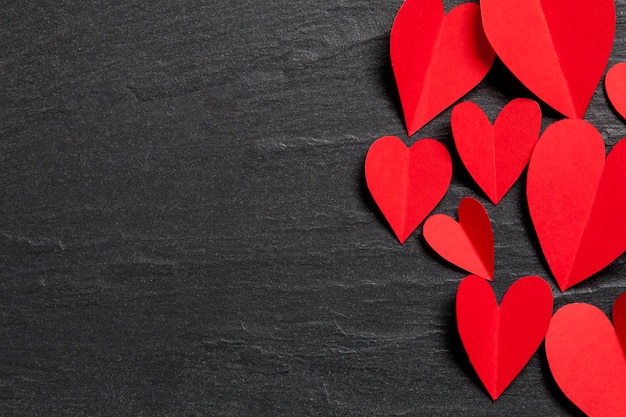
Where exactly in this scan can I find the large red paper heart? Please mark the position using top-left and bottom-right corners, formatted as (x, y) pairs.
(546, 300), (626, 417)
(527, 119), (626, 291)
(423, 197), (493, 280)
(390, 0), (495, 136)
(481, 0), (615, 119)
(365, 136), (452, 243)
(451, 99), (541, 204)
(457, 275), (553, 400)
(605, 63), (626, 120)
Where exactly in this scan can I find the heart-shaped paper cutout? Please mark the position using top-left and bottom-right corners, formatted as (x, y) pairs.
(390, 0), (495, 136)
(457, 275), (553, 400)
(481, 0), (615, 119)
(451, 99), (541, 205)
(605, 63), (626, 120)
(613, 292), (626, 354)
(527, 119), (626, 291)
(546, 300), (626, 417)
(423, 197), (494, 280)
(365, 136), (452, 243)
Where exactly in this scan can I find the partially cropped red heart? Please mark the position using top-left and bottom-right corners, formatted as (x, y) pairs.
(451, 99), (541, 205)
(527, 119), (626, 291)
(390, 0), (495, 136)
(365, 136), (452, 244)
(480, 0), (615, 119)
(457, 275), (553, 400)
(546, 297), (626, 417)
(423, 197), (493, 280)
(613, 291), (626, 354)
(605, 63), (626, 120)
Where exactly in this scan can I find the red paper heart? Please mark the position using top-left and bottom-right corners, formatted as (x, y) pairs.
(390, 0), (495, 136)
(423, 197), (494, 280)
(613, 292), (626, 354)
(457, 275), (553, 400)
(605, 63), (626, 120)
(527, 119), (626, 290)
(365, 136), (451, 243)
(480, 0), (615, 119)
(546, 300), (626, 417)
(451, 99), (541, 205)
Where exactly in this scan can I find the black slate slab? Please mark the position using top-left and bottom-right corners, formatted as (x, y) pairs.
(1, 1), (625, 415)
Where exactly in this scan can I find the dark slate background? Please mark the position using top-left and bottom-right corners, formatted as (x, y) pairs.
(1, 0), (625, 415)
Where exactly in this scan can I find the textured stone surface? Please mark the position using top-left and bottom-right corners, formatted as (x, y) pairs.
(1, 0), (626, 415)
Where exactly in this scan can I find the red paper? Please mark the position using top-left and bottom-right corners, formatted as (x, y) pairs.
(457, 275), (553, 400)
(527, 119), (626, 290)
(546, 302), (626, 417)
(480, 0), (615, 119)
(423, 197), (494, 280)
(605, 63), (626, 120)
(614, 292), (626, 355)
(451, 99), (541, 204)
(390, 0), (495, 136)
(365, 136), (452, 243)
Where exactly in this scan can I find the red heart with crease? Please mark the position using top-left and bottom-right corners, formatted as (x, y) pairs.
(527, 119), (626, 291)
(457, 275), (553, 400)
(605, 63), (626, 120)
(614, 292), (626, 354)
(451, 99), (541, 205)
(423, 197), (493, 280)
(365, 136), (452, 244)
(546, 296), (626, 416)
(390, 0), (495, 136)
(481, 0), (615, 119)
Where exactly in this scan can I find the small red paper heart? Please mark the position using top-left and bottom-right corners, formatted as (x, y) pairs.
(390, 0), (495, 136)
(481, 0), (615, 119)
(605, 63), (626, 120)
(451, 99), (541, 205)
(613, 292), (626, 354)
(546, 298), (626, 417)
(527, 119), (626, 290)
(365, 136), (452, 244)
(423, 197), (494, 280)
(457, 275), (553, 400)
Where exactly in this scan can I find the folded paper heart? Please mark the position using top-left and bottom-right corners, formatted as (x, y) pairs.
(605, 63), (626, 120)
(546, 297), (626, 417)
(365, 136), (452, 243)
(456, 275), (553, 400)
(390, 0), (495, 136)
(481, 0), (615, 119)
(527, 119), (626, 291)
(423, 197), (493, 280)
(614, 291), (626, 354)
(451, 99), (541, 205)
